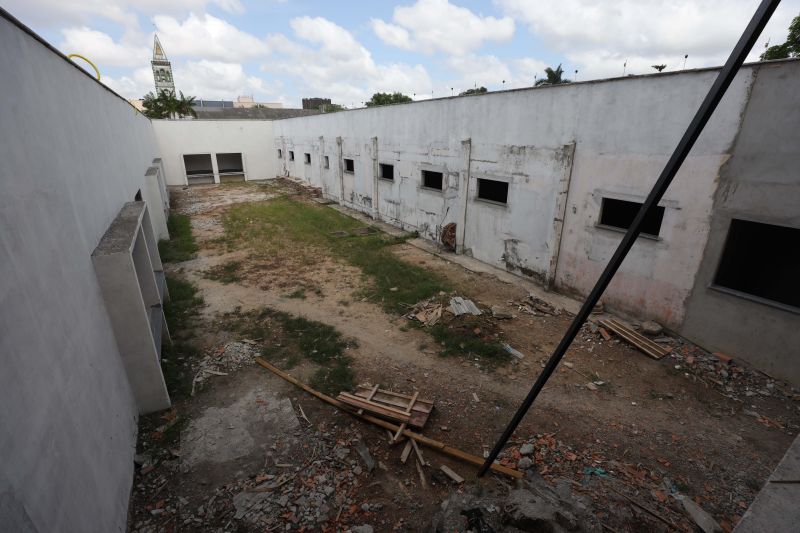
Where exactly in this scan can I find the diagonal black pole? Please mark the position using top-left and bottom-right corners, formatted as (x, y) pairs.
(478, 0), (781, 477)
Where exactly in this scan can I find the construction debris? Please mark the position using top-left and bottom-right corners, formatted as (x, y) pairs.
(502, 343), (525, 359)
(256, 357), (523, 479)
(339, 385), (433, 429)
(599, 318), (668, 359)
(440, 465), (465, 484)
(405, 298), (443, 326)
(191, 341), (258, 395)
(400, 440), (413, 464)
(449, 296), (482, 316)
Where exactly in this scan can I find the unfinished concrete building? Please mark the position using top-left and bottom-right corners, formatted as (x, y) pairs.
(1, 6), (798, 533)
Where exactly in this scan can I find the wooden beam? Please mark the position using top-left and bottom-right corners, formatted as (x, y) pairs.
(255, 357), (522, 479)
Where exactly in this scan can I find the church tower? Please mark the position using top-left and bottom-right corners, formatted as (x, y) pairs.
(151, 34), (175, 95)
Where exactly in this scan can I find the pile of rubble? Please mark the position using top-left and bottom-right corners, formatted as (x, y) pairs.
(430, 475), (598, 532)
(131, 425), (386, 532)
(191, 340), (259, 394)
(581, 318), (799, 426)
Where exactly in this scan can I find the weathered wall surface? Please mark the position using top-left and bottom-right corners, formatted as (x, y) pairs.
(681, 61), (800, 384)
(0, 13), (160, 532)
(152, 120), (274, 185)
(553, 69), (755, 327)
(272, 66), (760, 328)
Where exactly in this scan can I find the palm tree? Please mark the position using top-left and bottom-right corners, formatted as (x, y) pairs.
(175, 91), (197, 118)
(142, 90), (197, 119)
(535, 64), (572, 86)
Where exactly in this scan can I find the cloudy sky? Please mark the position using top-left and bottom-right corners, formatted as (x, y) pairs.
(5, 0), (798, 107)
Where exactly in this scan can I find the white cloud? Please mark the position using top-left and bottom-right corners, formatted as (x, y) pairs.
(175, 60), (278, 100)
(3, 0), (245, 27)
(496, 0), (800, 78)
(60, 27), (150, 68)
(103, 60), (282, 102)
(103, 67), (156, 98)
(442, 54), (548, 93)
(153, 13), (269, 61)
(264, 17), (433, 106)
(371, 0), (514, 55)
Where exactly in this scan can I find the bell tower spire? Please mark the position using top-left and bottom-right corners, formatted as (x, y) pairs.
(151, 34), (175, 95)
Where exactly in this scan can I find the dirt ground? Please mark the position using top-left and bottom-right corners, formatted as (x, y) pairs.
(129, 180), (799, 533)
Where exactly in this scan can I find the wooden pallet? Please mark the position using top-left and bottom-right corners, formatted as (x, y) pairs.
(336, 386), (433, 429)
(599, 318), (668, 360)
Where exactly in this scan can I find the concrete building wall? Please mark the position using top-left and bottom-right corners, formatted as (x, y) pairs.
(152, 120), (274, 185)
(0, 12), (160, 532)
(681, 61), (800, 384)
(272, 66), (758, 327)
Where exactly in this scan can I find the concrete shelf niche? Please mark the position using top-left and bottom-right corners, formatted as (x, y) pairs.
(92, 201), (171, 414)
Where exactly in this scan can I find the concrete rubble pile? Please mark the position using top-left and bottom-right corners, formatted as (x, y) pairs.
(429, 475), (598, 532)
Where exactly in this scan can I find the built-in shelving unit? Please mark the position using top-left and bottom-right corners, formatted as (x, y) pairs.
(92, 201), (171, 414)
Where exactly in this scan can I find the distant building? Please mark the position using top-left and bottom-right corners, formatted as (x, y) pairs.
(302, 97), (331, 110)
(192, 97), (283, 110)
(151, 35), (175, 95)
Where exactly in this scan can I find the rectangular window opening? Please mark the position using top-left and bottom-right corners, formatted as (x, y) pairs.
(289, 151), (295, 161)
(599, 197), (664, 238)
(277, 149), (283, 159)
(183, 153), (214, 184)
(216, 153), (243, 174)
(379, 163), (394, 181)
(477, 178), (508, 204)
(304, 153), (311, 164)
(712, 219), (799, 310)
(324, 156), (330, 169)
(344, 158), (355, 173)
(422, 170), (443, 190)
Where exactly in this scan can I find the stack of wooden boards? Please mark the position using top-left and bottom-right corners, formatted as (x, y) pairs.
(598, 318), (669, 359)
(338, 384), (445, 486)
(337, 385), (433, 429)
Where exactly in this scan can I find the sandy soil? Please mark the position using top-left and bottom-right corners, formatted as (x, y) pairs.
(128, 180), (799, 533)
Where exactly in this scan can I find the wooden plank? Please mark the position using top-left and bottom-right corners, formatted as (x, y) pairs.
(410, 439), (426, 466)
(354, 387), (432, 428)
(340, 392), (413, 417)
(357, 384), (380, 416)
(392, 392), (419, 444)
(355, 387), (433, 413)
(608, 319), (666, 355)
(255, 357), (522, 479)
(338, 393), (413, 421)
(600, 319), (667, 359)
(416, 459), (428, 489)
(400, 440), (413, 464)
(440, 465), (464, 483)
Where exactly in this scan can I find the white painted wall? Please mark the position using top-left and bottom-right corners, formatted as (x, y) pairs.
(272, 66), (760, 328)
(152, 120), (274, 185)
(0, 13), (161, 532)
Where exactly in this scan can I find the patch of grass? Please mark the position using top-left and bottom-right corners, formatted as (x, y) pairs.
(429, 320), (508, 366)
(222, 197), (451, 313)
(159, 213), (198, 263)
(227, 307), (356, 395)
(286, 285), (323, 299)
(203, 260), (242, 284)
(161, 342), (201, 399)
(164, 276), (204, 335)
(286, 287), (307, 299)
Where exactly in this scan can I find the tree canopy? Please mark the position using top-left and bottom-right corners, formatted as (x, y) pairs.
(321, 103), (346, 113)
(142, 90), (197, 119)
(365, 92), (413, 107)
(535, 64), (571, 86)
(459, 87), (487, 96)
(760, 14), (799, 60)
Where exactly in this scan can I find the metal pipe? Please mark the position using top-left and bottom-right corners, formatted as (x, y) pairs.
(478, 0), (781, 477)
